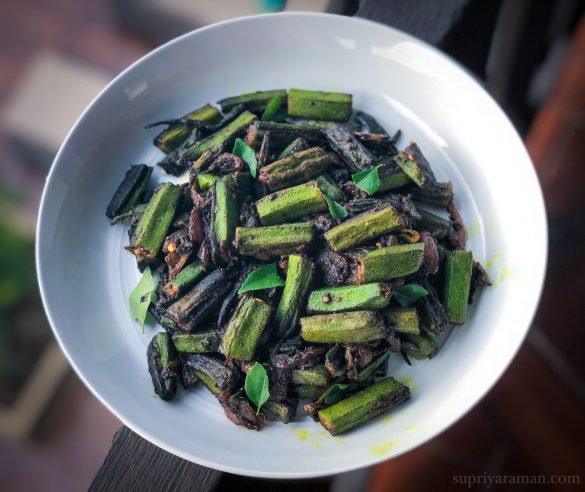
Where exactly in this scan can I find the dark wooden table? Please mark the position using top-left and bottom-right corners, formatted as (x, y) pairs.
(89, 2), (505, 490)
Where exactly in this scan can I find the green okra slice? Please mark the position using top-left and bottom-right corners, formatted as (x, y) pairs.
(416, 209), (452, 239)
(172, 330), (222, 353)
(182, 354), (237, 395)
(394, 142), (437, 188)
(264, 397), (298, 424)
(296, 385), (328, 400)
(221, 296), (272, 361)
(377, 166), (411, 193)
(443, 250), (473, 324)
(154, 104), (221, 153)
(288, 89), (352, 121)
(235, 223), (314, 259)
(314, 174), (345, 201)
(357, 350), (390, 382)
(325, 124), (375, 171)
(301, 311), (386, 344)
(357, 243), (425, 283)
(324, 206), (404, 252)
(258, 147), (337, 191)
(245, 121), (324, 149)
(106, 164), (152, 219)
(147, 332), (178, 401)
(255, 181), (328, 226)
(318, 377), (410, 435)
(401, 333), (437, 360)
(307, 283), (391, 314)
(218, 89), (287, 113)
(274, 254), (314, 339)
(195, 173), (218, 191)
(180, 111), (256, 163)
(128, 183), (181, 263)
(162, 261), (205, 299)
(383, 307), (420, 334)
(111, 203), (147, 225)
(292, 365), (330, 386)
(277, 137), (310, 159)
(211, 175), (239, 262)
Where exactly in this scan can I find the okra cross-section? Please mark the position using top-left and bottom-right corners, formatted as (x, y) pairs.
(255, 181), (328, 226)
(307, 283), (391, 313)
(258, 147), (338, 191)
(288, 89), (352, 121)
(443, 250), (473, 324)
(318, 377), (410, 435)
(221, 296), (271, 361)
(128, 182), (181, 264)
(357, 242), (425, 283)
(324, 206), (404, 252)
(235, 223), (314, 259)
(274, 255), (314, 339)
(300, 311), (386, 343)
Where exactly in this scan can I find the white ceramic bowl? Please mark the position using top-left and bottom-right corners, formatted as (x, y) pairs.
(36, 13), (547, 478)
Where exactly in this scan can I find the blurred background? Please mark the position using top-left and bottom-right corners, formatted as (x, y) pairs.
(1, 0), (584, 491)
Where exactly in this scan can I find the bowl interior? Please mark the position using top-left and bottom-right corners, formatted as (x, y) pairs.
(37, 13), (546, 478)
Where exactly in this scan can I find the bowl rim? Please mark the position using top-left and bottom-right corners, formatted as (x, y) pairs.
(36, 11), (548, 478)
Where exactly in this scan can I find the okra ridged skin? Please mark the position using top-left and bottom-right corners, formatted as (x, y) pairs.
(318, 377), (410, 435)
(416, 209), (452, 239)
(147, 332), (178, 401)
(408, 181), (454, 206)
(384, 307), (420, 334)
(357, 243), (425, 283)
(245, 121), (324, 149)
(258, 147), (337, 191)
(277, 137), (310, 159)
(180, 111), (257, 163)
(443, 250), (473, 324)
(292, 366), (330, 386)
(162, 261), (205, 299)
(296, 385), (327, 400)
(221, 296), (271, 361)
(235, 223), (314, 259)
(211, 176), (239, 262)
(218, 89), (287, 113)
(106, 164), (152, 220)
(314, 174), (345, 201)
(288, 89), (352, 121)
(324, 206), (404, 252)
(300, 311), (386, 343)
(172, 330), (222, 353)
(274, 255), (314, 339)
(255, 181), (328, 226)
(325, 124), (375, 171)
(154, 104), (221, 153)
(307, 283), (391, 313)
(378, 167), (411, 193)
(182, 354), (236, 394)
(129, 183), (181, 263)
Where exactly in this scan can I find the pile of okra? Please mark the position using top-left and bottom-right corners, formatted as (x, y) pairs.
(106, 89), (490, 435)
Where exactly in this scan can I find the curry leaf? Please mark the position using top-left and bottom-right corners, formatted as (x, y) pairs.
(352, 164), (382, 195)
(233, 138), (258, 177)
(394, 283), (429, 306)
(323, 195), (348, 219)
(261, 97), (283, 121)
(244, 362), (270, 414)
(324, 383), (350, 405)
(238, 263), (285, 294)
(129, 267), (157, 329)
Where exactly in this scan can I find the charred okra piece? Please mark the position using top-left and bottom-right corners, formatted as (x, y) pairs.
(180, 111), (257, 163)
(354, 110), (387, 134)
(153, 104), (221, 153)
(182, 353), (237, 394)
(264, 397), (298, 423)
(416, 209), (452, 239)
(324, 206), (404, 252)
(296, 385), (327, 400)
(221, 296), (271, 361)
(314, 174), (345, 201)
(245, 121), (324, 149)
(443, 250), (473, 324)
(106, 164), (152, 219)
(128, 183), (181, 264)
(172, 330), (222, 353)
(378, 165), (411, 193)
(325, 124), (375, 171)
(384, 307), (420, 334)
(258, 147), (337, 191)
(292, 365), (330, 386)
(307, 283), (391, 313)
(401, 333), (437, 360)
(354, 132), (398, 157)
(274, 255), (314, 339)
(288, 89), (352, 121)
(357, 350), (390, 382)
(277, 137), (310, 159)
(301, 311), (386, 343)
(394, 142), (437, 188)
(162, 261), (205, 299)
(218, 89), (287, 113)
(211, 175), (239, 262)
(235, 222), (314, 259)
(318, 377), (410, 435)
(357, 243), (425, 283)
(111, 203), (147, 225)
(408, 181), (454, 206)
(255, 181), (328, 226)
(147, 332), (179, 400)
(166, 269), (233, 331)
